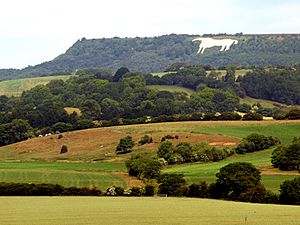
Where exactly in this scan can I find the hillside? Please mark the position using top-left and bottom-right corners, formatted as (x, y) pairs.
(0, 75), (72, 96)
(1, 34), (300, 79)
(0, 120), (299, 191)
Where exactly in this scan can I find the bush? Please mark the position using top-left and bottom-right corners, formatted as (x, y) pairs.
(60, 145), (68, 154)
(116, 136), (134, 154)
(138, 135), (153, 145)
(271, 138), (300, 171)
(235, 133), (281, 154)
(279, 177), (300, 205)
(218, 112), (241, 120)
(105, 186), (124, 196)
(144, 184), (155, 196)
(242, 112), (263, 120)
(126, 153), (163, 179)
(158, 174), (187, 197)
(187, 181), (210, 198)
(51, 122), (73, 133)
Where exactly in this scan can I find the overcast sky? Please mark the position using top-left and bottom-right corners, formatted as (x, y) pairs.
(1, 0), (299, 69)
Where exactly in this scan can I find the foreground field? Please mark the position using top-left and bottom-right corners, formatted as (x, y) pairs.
(0, 197), (299, 225)
(0, 75), (73, 96)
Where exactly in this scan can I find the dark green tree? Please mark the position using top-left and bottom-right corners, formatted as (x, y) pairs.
(279, 177), (300, 205)
(215, 162), (262, 199)
(116, 136), (134, 154)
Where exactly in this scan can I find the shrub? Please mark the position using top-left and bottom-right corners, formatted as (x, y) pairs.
(51, 122), (73, 133)
(116, 136), (134, 154)
(271, 138), (300, 171)
(242, 112), (263, 120)
(218, 112), (241, 120)
(126, 153), (163, 179)
(235, 133), (281, 154)
(144, 184), (155, 196)
(60, 145), (68, 154)
(105, 186), (124, 196)
(129, 187), (143, 196)
(138, 135), (153, 145)
(279, 177), (300, 205)
(187, 181), (210, 198)
(158, 174), (187, 197)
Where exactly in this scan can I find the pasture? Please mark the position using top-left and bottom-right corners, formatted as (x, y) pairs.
(0, 75), (73, 96)
(0, 197), (299, 225)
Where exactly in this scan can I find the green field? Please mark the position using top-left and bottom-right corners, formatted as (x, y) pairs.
(240, 96), (286, 108)
(163, 148), (299, 193)
(147, 85), (195, 96)
(0, 75), (73, 96)
(0, 197), (299, 225)
(0, 162), (127, 190)
(187, 123), (300, 144)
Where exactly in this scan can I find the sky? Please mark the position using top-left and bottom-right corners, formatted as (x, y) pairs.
(0, 0), (300, 69)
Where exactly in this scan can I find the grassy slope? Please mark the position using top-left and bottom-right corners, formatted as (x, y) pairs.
(147, 85), (195, 96)
(0, 121), (299, 191)
(0, 75), (73, 96)
(0, 197), (299, 225)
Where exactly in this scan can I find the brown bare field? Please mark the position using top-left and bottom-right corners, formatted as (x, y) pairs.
(7, 126), (238, 162)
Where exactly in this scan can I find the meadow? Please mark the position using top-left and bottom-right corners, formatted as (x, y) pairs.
(0, 197), (299, 225)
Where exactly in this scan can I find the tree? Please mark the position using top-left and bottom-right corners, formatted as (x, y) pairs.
(113, 67), (130, 82)
(271, 138), (300, 171)
(60, 145), (68, 154)
(80, 99), (101, 120)
(215, 162), (262, 200)
(125, 153), (163, 179)
(158, 173), (187, 196)
(116, 136), (134, 154)
(279, 177), (300, 205)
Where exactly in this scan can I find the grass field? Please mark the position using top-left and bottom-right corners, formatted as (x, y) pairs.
(0, 161), (129, 190)
(240, 96), (286, 108)
(0, 75), (73, 96)
(0, 197), (299, 225)
(147, 85), (195, 96)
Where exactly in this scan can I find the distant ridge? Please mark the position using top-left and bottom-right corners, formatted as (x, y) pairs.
(1, 33), (300, 80)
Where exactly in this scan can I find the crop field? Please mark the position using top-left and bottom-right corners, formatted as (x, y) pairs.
(0, 75), (73, 96)
(0, 120), (299, 191)
(0, 197), (299, 225)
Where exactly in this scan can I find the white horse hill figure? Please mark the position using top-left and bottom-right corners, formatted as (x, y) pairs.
(192, 37), (238, 54)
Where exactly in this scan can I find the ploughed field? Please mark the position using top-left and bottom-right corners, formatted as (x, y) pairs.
(0, 120), (299, 190)
(0, 197), (299, 225)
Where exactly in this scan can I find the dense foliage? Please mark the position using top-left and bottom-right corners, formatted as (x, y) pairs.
(279, 177), (300, 205)
(240, 67), (300, 105)
(271, 137), (300, 171)
(125, 153), (163, 179)
(214, 162), (263, 200)
(235, 133), (281, 154)
(1, 34), (300, 80)
(116, 136), (135, 154)
(157, 141), (234, 164)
